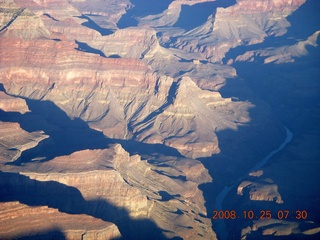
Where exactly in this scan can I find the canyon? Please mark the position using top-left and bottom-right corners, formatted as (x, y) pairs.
(0, 0), (319, 239)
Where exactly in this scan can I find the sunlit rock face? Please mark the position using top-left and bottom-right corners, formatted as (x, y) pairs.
(0, 0), (275, 159)
(0, 78), (216, 239)
(1, 0), (319, 239)
(0, 143), (215, 239)
(0, 91), (29, 114)
(237, 179), (283, 204)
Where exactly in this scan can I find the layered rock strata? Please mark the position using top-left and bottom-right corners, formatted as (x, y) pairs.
(1, 144), (215, 239)
(1, 0), (316, 239)
(0, 201), (122, 240)
(0, 0), (265, 158)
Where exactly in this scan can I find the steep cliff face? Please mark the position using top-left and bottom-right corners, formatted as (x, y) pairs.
(0, 91), (215, 239)
(1, 143), (215, 239)
(0, 0), (269, 158)
(0, 36), (158, 139)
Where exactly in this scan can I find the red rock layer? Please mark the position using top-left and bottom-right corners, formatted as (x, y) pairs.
(0, 201), (122, 240)
(2, 145), (215, 239)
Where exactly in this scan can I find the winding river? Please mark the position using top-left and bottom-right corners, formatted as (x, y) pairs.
(214, 127), (293, 239)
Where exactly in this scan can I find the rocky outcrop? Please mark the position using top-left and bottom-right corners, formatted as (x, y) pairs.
(0, 121), (48, 163)
(0, 36), (157, 138)
(0, 91), (29, 113)
(237, 179), (283, 204)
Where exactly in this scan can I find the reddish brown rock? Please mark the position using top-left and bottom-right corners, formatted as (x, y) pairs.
(0, 1), (317, 240)
(0, 201), (122, 240)
(0, 92), (29, 113)
(1, 0), (281, 159)
(12, 144), (215, 239)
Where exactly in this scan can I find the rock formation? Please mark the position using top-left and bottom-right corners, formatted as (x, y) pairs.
(241, 219), (320, 239)
(0, 140), (216, 239)
(0, 91), (29, 114)
(233, 30), (320, 64)
(0, 121), (48, 163)
(158, 0), (307, 63)
(237, 178), (283, 204)
(0, 201), (122, 240)
(0, 78), (216, 239)
(0, 0), (276, 159)
(0, 0), (319, 239)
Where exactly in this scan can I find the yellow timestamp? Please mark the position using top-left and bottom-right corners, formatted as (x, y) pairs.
(212, 210), (308, 220)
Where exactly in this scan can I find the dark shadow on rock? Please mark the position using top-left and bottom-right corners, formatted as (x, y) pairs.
(173, 0), (236, 31)
(197, 2), (320, 238)
(0, 83), (5, 92)
(109, 54), (122, 58)
(116, 139), (183, 158)
(17, 229), (66, 240)
(117, 0), (173, 28)
(0, 7), (25, 33)
(195, 57), (299, 239)
(0, 91), (183, 164)
(153, 169), (187, 181)
(131, 81), (179, 138)
(75, 40), (106, 57)
(0, 171), (171, 240)
(197, 97), (286, 239)
(43, 13), (59, 22)
(158, 191), (175, 201)
(219, 31), (320, 237)
(78, 14), (113, 36)
(0, 98), (111, 164)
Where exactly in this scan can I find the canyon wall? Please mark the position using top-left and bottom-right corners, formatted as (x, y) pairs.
(1, 0), (319, 239)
